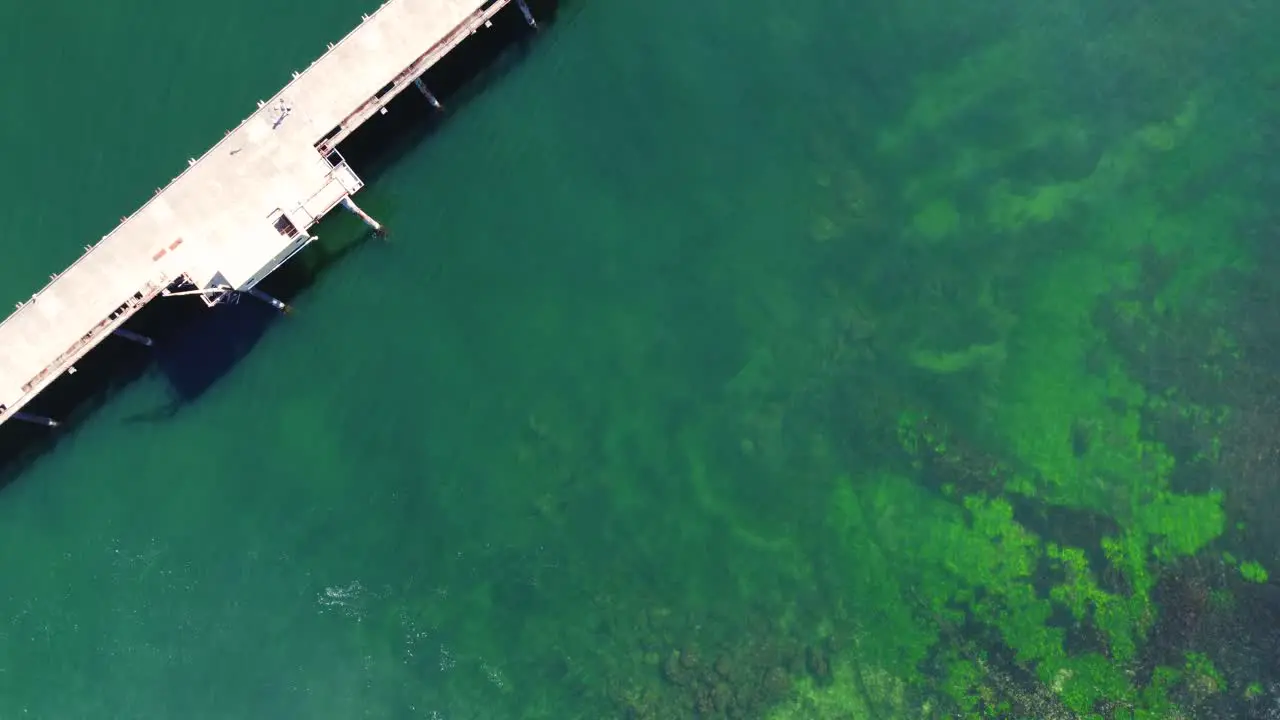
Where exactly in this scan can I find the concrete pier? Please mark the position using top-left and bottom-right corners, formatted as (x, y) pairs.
(0, 0), (525, 430)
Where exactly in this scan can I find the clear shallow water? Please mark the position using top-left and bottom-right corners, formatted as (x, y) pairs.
(3, 1), (1280, 718)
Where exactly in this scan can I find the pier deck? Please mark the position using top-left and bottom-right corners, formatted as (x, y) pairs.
(0, 0), (519, 428)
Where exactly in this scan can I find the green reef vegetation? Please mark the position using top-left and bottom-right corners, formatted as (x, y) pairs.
(336, 2), (1280, 718)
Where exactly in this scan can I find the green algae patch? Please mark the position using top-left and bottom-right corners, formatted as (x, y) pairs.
(823, 470), (1186, 716)
(911, 198), (961, 242)
(766, 659), (908, 720)
(1136, 491), (1225, 560)
(1240, 561), (1269, 584)
(909, 341), (1005, 375)
(877, 40), (1034, 156)
(985, 178), (1080, 232)
(981, 97), (1236, 515)
(982, 94), (1206, 235)
(825, 475), (943, 676)
(1136, 96), (1200, 152)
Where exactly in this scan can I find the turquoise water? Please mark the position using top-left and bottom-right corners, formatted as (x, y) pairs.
(4, 0), (1280, 718)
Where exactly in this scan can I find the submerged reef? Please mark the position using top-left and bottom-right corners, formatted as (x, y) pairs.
(345, 3), (1280, 718)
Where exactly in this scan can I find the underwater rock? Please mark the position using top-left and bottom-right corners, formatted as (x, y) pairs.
(711, 682), (734, 713)
(681, 644), (701, 669)
(761, 666), (791, 700)
(714, 654), (732, 679)
(806, 644), (831, 683)
(661, 650), (688, 686)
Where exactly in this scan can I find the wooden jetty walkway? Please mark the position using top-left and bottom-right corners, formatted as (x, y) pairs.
(0, 0), (537, 429)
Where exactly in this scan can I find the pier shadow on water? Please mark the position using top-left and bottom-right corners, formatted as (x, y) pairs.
(0, 223), (378, 485)
(336, 0), (559, 180)
(0, 0), (559, 485)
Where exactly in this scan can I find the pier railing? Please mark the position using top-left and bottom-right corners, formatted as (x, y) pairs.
(0, 275), (170, 425)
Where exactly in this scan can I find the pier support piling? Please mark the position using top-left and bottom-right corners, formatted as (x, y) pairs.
(340, 196), (386, 237)
(14, 412), (59, 428)
(246, 288), (291, 315)
(113, 328), (155, 347)
(516, 0), (537, 28)
(413, 78), (443, 109)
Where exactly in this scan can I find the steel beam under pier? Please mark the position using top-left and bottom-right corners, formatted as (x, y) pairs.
(340, 196), (385, 236)
(13, 412), (59, 428)
(113, 328), (154, 347)
(516, 0), (537, 28)
(246, 288), (292, 315)
(414, 78), (443, 109)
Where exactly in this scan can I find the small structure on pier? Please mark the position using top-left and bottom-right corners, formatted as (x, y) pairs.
(0, 0), (537, 429)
